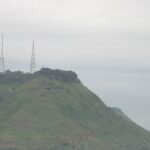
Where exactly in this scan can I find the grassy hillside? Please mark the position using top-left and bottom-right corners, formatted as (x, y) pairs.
(0, 68), (149, 150)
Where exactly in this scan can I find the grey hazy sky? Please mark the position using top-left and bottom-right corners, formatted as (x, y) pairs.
(0, 0), (150, 130)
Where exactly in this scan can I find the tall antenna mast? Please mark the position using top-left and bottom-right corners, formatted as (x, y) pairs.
(0, 34), (5, 73)
(30, 40), (36, 73)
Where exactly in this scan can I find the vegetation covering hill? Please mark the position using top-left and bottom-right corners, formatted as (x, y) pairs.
(0, 68), (149, 150)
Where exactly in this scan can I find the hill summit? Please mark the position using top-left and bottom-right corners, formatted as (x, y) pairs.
(0, 68), (149, 150)
(0, 68), (80, 84)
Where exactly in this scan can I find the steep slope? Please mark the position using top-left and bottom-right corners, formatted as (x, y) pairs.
(111, 107), (132, 122)
(0, 68), (149, 150)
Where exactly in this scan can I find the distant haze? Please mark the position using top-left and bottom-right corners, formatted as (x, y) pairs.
(0, 0), (150, 130)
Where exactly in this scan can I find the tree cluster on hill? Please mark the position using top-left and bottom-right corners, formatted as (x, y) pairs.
(0, 68), (80, 84)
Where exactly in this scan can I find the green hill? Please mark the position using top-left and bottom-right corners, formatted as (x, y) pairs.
(0, 68), (149, 150)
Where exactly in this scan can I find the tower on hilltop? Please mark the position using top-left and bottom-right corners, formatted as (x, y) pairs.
(0, 34), (5, 73)
(30, 40), (36, 73)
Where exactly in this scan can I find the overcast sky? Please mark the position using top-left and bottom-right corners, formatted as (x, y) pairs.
(0, 0), (150, 130)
